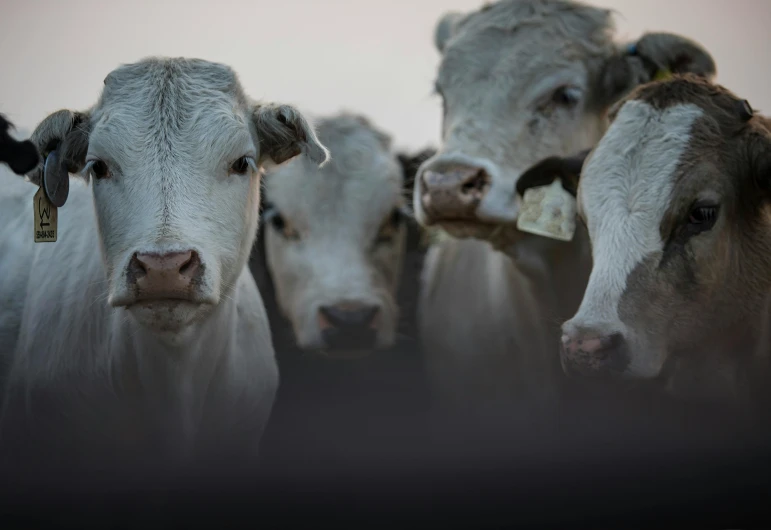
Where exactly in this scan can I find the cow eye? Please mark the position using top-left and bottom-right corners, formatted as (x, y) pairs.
(548, 86), (581, 108)
(230, 156), (253, 175)
(686, 204), (719, 233)
(88, 159), (111, 180)
(374, 208), (404, 246)
(264, 209), (300, 240)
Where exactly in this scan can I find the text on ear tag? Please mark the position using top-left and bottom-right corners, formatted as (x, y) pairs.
(43, 149), (70, 208)
(516, 179), (576, 242)
(33, 186), (58, 243)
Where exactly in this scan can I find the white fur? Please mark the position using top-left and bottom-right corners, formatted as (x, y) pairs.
(263, 114), (406, 350)
(565, 101), (704, 377)
(0, 58), (328, 463)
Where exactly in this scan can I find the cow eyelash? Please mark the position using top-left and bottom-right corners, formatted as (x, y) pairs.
(684, 203), (720, 236)
(688, 204), (719, 226)
(84, 159), (112, 180)
(230, 156), (257, 176)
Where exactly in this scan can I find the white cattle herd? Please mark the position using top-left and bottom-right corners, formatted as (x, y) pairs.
(1, 0), (769, 471)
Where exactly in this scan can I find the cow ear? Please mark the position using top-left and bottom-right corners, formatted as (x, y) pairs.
(0, 114), (40, 176)
(749, 118), (771, 195)
(252, 104), (329, 171)
(435, 11), (464, 53)
(27, 109), (91, 185)
(516, 149), (591, 198)
(596, 32), (716, 109)
(397, 147), (436, 206)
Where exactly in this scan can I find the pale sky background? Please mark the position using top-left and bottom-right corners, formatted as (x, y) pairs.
(1, 0), (769, 150)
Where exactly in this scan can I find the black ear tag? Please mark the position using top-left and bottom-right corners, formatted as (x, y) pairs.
(43, 149), (69, 208)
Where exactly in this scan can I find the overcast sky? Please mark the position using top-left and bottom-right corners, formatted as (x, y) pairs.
(2, 0), (769, 149)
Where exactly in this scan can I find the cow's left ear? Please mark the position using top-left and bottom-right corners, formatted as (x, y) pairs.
(516, 149), (592, 198)
(252, 104), (329, 170)
(595, 32), (717, 109)
(748, 115), (771, 195)
(397, 147), (436, 206)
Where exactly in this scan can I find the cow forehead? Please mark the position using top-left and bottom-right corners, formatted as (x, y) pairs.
(439, 2), (613, 90)
(580, 100), (705, 259)
(91, 58), (250, 153)
(266, 153), (401, 233)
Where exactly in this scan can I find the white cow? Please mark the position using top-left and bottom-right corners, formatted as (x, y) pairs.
(0, 57), (328, 473)
(411, 0), (717, 417)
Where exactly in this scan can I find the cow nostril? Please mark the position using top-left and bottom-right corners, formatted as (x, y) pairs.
(129, 253), (147, 278)
(179, 251), (199, 277)
(460, 169), (490, 195)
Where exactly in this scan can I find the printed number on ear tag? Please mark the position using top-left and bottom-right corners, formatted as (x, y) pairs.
(43, 149), (69, 208)
(516, 179), (576, 242)
(33, 186), (58, 243)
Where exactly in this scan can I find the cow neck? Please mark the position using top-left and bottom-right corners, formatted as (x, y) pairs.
(504, 223), (593, 325)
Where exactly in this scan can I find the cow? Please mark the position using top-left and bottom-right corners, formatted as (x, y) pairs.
(560, 74), (771, 413)
(0, 114), (39, 175)
(0, 57), (329, 477)
(248, 112), (435, 475)
(411, 0), (717, 418)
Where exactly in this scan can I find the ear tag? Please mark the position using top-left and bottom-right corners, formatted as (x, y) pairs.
(43, 149), (69, 207)
(653, 68), (673, 81)
(516, 179), (576, 242)
(33, 185), (58, 243)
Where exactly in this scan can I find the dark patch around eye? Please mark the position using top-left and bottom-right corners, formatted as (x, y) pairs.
(374, 208), (404, 246)
(659, 203), (720, 272)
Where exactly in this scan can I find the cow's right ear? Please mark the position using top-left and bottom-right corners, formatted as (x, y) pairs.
(516, 149), (592, 198)
(252, 104), (329, 171)
(434, 11), (464, 53)
(27, 109), (91, 186)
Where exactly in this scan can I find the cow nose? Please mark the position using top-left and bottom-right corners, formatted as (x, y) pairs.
(560, 330), (629, 378)
(419, 164), (490, 222)
(318, 303), (380, 350)
(128, 250), (201, 300)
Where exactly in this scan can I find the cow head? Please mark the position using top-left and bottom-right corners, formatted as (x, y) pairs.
(560, 76), (771, 398)
(26, 58), (328, 343)
(414, 0), (716, 244)
(259, 113), (429, 357)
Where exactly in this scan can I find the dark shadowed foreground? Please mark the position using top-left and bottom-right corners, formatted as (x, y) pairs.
(2, 337), (771, 528)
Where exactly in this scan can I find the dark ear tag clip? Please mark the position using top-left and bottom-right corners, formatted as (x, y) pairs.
(43, 149), (69, 208)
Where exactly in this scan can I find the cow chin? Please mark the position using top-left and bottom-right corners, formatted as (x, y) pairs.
(128, 300), (211, 335)
(433, 219), (526, 251)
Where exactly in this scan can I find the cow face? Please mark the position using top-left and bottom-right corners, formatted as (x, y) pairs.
(261, 114), (426, 357)
(413, 0), (716, 245)
(27, 58), (328, 343)
(561, 76), (771, 392)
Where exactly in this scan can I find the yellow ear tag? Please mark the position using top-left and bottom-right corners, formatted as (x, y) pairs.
(653, 68), (673, 81)
(516, 179), (577, 242)
(33, 186), (58, 243)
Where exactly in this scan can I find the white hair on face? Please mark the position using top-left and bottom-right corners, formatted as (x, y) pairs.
(567, 100), (705, 375)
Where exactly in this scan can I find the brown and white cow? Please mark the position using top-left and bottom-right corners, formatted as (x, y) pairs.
(411, 0), (717, 414)
(561, 75), (771, 408)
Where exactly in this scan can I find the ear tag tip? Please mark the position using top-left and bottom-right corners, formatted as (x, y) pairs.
(516, 179), (577, 242)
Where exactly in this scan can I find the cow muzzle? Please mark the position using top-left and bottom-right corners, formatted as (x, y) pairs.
(316, 301), (381, 358)
(560, 329), (630, 379)
(419, 164), (491, 224)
